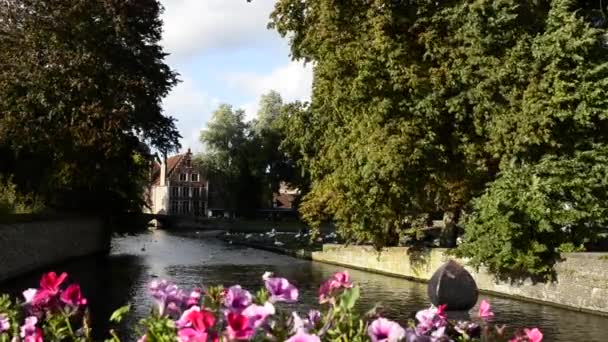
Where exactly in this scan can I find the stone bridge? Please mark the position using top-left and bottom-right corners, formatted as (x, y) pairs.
(113, 213), (213, 231)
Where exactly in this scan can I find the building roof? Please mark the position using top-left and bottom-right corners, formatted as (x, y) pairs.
(152, 154), (185, 185)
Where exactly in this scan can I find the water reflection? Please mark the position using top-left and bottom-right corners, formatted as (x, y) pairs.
(1, 230), (606, 341)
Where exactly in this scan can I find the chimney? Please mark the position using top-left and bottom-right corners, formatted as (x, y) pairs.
(159, 154), (167, 186)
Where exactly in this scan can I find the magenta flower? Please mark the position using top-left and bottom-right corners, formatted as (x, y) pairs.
(226, 312), (255, 340)
(318, 271), (353, 303)
(223, 285), (252, 313)
(265, 277), (299, 303)
(368, 318), (406, 342)
(177, 306), (216, 342)
(0, 314), (9, 332)
(60, 284), (87, 307)
(478, 300), (494, 319)
(242, 302), (275, 328)
(148, 280), (187, 317)
(285, 332), (321, 342)
(415, 305), (447, 335)
(33, 272), (68, 305)
(137, 335), (147, 342)
(525, 328), (543, 342)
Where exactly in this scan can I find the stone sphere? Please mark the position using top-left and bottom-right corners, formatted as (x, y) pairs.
(427, 259), (478, 311)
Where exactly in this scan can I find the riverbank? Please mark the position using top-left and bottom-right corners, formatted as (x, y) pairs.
(220, 232), (608, 316)
(0, 215), (108, 282)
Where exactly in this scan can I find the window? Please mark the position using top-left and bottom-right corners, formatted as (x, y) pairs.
(193, 201), (200, 215)
(192, 187), (200, 197)
(191, 173), (199, 182)
(180, 187), (187, 197)
(171, 187), (179, 197)
(170, 201), (179, 214)
(181, 201), (189, 214)
(179, 173), (187, 181)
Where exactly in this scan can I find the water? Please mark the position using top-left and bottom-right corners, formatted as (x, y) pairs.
(1, 230), (607, 341)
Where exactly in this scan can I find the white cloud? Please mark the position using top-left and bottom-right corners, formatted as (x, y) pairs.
(226, 61), (314, 120)
(160, 0), (278, 58)
(163, 77), (217, 153)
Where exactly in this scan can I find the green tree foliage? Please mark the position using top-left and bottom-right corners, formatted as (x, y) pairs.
(0, 0), (180, 212)
(0, 177), (45, 217)
(199, 92), (299, 216)
(270, 0), (608, 249)
(199, 104), (255, 216)
(457, 146), (608, 279)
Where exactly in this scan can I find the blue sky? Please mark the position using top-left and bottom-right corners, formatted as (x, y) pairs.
(159, 0), (312, 152)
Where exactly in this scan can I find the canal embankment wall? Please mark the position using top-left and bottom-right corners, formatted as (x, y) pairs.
(310, 244), (608, 315)
(0, 215), (109, 282)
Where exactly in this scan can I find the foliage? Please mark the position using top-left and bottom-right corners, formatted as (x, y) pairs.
(0, 0), (180, 213)
(0, 177), (45, 217)
(457, 146), (608, 279)
(0, 270), (543, 341)
(269, 0), (608, 248)
(198, 92), (298, 216)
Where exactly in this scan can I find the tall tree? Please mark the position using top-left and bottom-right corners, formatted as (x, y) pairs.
(0, 0), (180, 212)
(270, 0), (608, 247)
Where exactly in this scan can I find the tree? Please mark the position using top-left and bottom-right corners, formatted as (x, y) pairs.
(270, 0), (608, 248)
(0, 0), (180, 212)
(199, 104), (259, 216)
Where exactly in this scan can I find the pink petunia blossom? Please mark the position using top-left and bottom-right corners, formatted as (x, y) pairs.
(525, 328), (543, 342)
(242, 302), (275, 328)
(265, 277), (299, 303)
(60, 284), (87, 307)
(226, 312), (255, 340)
(177, 307), (216, 342)
(186, 288), (202, 308)
(22, 289), (37, 304)
(0, 314), (9, 332)
(478, 300), (494, 319)
(223, 285), (252, 313)
(367, 317), (406, 342)
(33, 272), (67, 305)
(318, 271), (353, 303)
(20, 316), (38, 339)
(285, 332), (321, 342)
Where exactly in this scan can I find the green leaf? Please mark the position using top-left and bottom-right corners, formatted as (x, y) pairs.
(109, 304), (131, 323)
(340, 286), (360, 310)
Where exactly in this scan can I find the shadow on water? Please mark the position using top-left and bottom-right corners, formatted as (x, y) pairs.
(2, 230), (608, 341)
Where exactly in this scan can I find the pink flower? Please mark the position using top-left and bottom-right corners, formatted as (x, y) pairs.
(177, 307), (216, 342)
(60, 284), (87, 307)
(242, 302), (275, 328)
(285, 332), (321, 342)
(148, 280), (186, 317)
(186, 288), (202, 307)
(0, 314), (9, 332)
(223, 285), (252, 313)
(509, 327), (543, 342)
(226, 312), (254, 340)
(415, 305), (447, 335)
(33, 272), (67, 305)
(525, 328), (543, 342)
(24, 328), (43, 342)
(478, 300), (494, 319)
(318, 271), (353, 303)
(367, 318), (406, 342)
(265, 277), (299, 303)
(22, 289), (37, 304)
(20, 317), (39, 339)
(137, 335), (147, 342)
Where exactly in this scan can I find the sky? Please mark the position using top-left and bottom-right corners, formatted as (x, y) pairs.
(159, 0), (313, 153)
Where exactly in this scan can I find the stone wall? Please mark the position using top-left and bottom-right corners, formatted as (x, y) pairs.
(312, 244), (608, 315)
(0, 216), (109, 282)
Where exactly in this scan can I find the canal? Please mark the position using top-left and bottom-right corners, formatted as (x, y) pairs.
(1, 230), (607, 341)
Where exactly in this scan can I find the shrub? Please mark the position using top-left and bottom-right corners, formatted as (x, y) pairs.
(457, 146), (608, 279)
(0, 176), (45, 216)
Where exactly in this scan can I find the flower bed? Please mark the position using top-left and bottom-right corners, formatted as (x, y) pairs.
(0, 271), (542, 341)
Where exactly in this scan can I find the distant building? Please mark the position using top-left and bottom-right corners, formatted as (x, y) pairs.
(146, 149), (208, 216)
